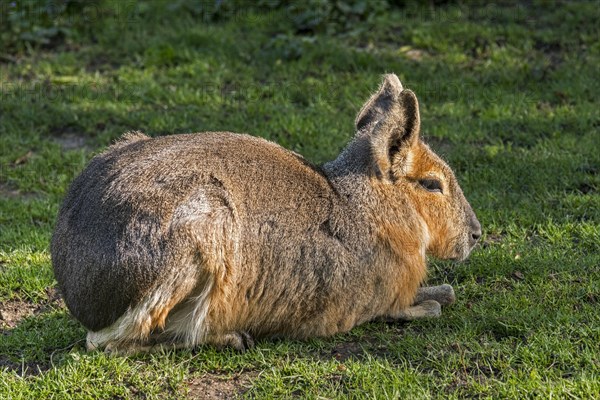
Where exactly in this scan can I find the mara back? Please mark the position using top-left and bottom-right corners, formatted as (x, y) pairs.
(51, 74), (481, 353)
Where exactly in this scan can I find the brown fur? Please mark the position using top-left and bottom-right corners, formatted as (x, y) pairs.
(51, 74), (481, 353)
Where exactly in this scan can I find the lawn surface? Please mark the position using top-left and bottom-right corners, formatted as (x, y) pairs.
(1, 1), (599, 398)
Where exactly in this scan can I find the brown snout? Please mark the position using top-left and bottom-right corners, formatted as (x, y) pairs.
(467, 209), (482, 248)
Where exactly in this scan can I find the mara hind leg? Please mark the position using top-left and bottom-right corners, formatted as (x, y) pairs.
(100, 261), (255, 354)
(92, 282), (255, 355)
(160, 182), (249, 351)
(91, 182), (243, 354)
(161, 279), (255, 352)
(85, 261), (201, 353)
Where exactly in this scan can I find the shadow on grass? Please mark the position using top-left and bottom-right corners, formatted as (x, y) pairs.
(0, 294), (552, 396)
(0, 303), (86, 377)
(0, 303), (448, 376)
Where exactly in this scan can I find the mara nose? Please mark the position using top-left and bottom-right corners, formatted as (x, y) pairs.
(469, 214), (482, 246)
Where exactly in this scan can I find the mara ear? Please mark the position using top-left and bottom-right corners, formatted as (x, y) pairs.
(356, 75), (421, 180)
(394, 89), (421, 150)
(355, 74), (403, 132)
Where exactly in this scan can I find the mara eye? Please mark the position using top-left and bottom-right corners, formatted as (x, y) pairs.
(419, 179), (443, 193)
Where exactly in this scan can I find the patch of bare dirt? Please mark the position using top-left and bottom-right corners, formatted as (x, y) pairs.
(0, 288), (67, 376)
(48, 123), (91, 151)
(326, 333), (393, 362)
(52, 133), (89, 151)
(0, 287), (64, 330)
(330, 342), (366, 361)
(187, 371), (258, 399)
(0, 182), (39, 200)
(0, 356), (53, 377)
(0, 301), (38, 329)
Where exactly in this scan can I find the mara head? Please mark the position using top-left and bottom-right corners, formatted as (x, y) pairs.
(355, 73), (481, 261)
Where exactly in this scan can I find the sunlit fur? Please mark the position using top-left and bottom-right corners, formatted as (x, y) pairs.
(52, 74), (481, 353)
(403, 143), (477, 261)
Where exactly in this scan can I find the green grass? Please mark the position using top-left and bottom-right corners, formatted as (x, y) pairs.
(1, 1), (599, 398)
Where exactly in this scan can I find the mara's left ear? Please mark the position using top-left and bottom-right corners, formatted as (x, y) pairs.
(355, 74), (403, 132)
(355, 74), (421, 179)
